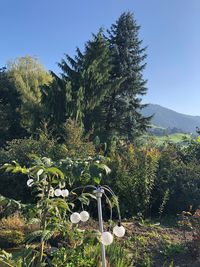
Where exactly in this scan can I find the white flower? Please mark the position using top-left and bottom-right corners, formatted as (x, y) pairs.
(95, 160), (100, 164)
(27, 179), (34, 187)
(61, 189), (69, 197)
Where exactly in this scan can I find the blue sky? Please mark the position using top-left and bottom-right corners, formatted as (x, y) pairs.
(1, 0), (199, 115)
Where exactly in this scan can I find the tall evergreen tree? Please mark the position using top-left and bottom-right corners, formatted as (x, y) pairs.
(59, 30), (111, 129)
(102, 12), (150, 143)
(42, 71), (70, 129)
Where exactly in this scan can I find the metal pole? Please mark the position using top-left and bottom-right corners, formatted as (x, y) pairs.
(94, 187), (106, 267)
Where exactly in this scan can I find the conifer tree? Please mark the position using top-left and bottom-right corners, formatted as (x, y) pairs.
(59, 30), (111, 129)
(103, 12), (150, 142)
(42, 71), (70, 128)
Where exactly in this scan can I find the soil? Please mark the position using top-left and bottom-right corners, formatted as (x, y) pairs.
(81, 219), (200, 266)
(123, 220), (200, 267)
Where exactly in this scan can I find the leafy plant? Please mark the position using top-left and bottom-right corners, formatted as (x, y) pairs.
(161, 241), (185, 258)
(105, 144), (160, 216)
(178, 208), (200, 258)
(1, 155), (112, 266)
(0, 230), (24, 248)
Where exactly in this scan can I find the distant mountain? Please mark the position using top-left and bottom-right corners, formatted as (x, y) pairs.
(142, 104), (200, 134)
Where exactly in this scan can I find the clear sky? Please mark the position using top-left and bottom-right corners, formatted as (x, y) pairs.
(1, 0), (199, 115)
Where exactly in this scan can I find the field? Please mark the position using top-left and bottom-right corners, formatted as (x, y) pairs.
(154, 133), (192, 145)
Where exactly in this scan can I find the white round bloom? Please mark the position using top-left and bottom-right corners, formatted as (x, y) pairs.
(113, 225), (125, 237)
(70, 212), (81, 224)
(54, 188), (62, 197)
(27, 179), (34, 187)
(61, 189), (69, 198)
(100, 232), (113, 246)
(80, 211), (90, 222)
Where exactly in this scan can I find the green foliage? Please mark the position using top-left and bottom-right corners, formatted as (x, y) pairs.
(0, 248), (39, 267)
(59, 29), (111, 128)
(152, 141), (200, 215)
(136, 253), (153, 267)
(42, 72), (68, 130)
(0, 133), (68, 201)
(0, 196), (23, 218)
(51, 246), (96, 267)
(0, 67), (24, 146)
(50, 238), (130, 267)
(125, 234), (153, 267)
(161, 241), (185, 259)
(1, 156), (113, 266)
(102, 12), (150, 143)
(7, 56), (52, 133)
(58, 13), (150, 145)
(61, 119), (95, 158)
(106, 242), (131, 267)
(105, 144), (160, 216)
(0, 230), (24, 248)
(178, 209), (200, 258)
(1, 158), (72, 265)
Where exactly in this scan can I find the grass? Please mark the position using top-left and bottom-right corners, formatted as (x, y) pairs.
(153, 133), (192, 145)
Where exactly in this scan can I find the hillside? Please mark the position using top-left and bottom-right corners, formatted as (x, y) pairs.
(142, 104), (200, 134)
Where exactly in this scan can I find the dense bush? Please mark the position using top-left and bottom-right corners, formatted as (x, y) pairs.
(104, 144), (160, 217)
(2, 137), (200, 218)
(0, 133), (67, 202)
(0, 229), (24, 248)
(152, 141), (200, 216)
(0, 120), (95, 202)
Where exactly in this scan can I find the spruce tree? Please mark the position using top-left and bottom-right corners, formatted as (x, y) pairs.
(42, 71), (70, 128)
(103, 12), (150, 142)
(59, 30), (111, 129)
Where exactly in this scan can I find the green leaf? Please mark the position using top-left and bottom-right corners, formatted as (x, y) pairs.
(93, 176), (101, 185)
(45, 167), (65, 179)
(83, 192), (96, 200)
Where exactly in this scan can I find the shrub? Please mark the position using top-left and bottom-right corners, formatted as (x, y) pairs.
(178, 209), (200, 259)
(62, 119), (95, 158)
(105, 144), (160, 217)
(0, 134), (68, 202)
(0, 229), (24, 248)
(0, 213), (25, 231)
(152, 143), (200, 216)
